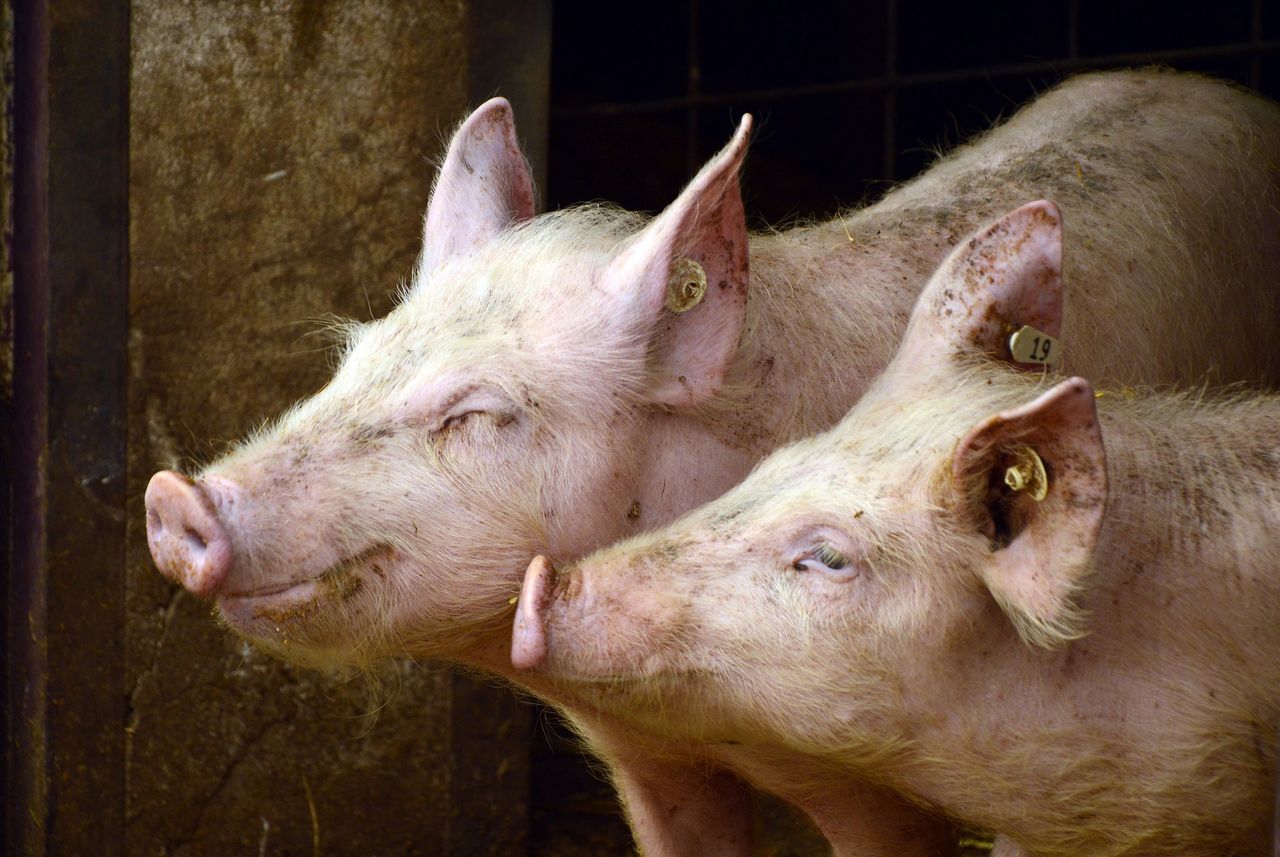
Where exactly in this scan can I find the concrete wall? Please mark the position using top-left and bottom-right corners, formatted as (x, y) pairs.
(126, 3), (542, 853)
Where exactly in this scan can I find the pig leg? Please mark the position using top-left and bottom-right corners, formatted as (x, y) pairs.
(803, 793), (957, 857)
(781, 783), (955, 857)
(578, 722), (754, 856)
(611, 758), (754, 856)
(609, 744), (956, 857)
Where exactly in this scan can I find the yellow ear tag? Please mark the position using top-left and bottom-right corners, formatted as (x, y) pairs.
(1004, 446), (1049, 501)
(665, 257), (707, 313)
(1008, 325), (1062, 367)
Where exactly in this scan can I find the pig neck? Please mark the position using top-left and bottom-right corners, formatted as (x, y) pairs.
(891, 396), (1280, 840)
(631, 204), (964, 532)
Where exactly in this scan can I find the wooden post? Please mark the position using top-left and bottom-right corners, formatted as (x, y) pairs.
(7, 1), (130, 854)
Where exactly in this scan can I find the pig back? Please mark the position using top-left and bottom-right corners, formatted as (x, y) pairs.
(876, 68), (1280, 390)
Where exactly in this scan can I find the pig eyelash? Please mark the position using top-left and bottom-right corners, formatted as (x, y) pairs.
(432, 387), (520, 434)
(792, 544), (851, 574)
(439, 409), (518, 433)
(440, 411), (480, 432)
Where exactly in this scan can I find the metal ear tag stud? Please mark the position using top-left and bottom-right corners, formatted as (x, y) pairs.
(1004, 445), (1049, 501)
(1008, 325), (1062, 367)
(665, 257), (707, 313)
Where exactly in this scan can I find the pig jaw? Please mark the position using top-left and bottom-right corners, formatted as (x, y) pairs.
(513, 505), (923, 750)
(159, 383), (758, 671)
(206, 478), (411, 668)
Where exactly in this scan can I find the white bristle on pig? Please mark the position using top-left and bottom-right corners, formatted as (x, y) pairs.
(519, 186), (1280, 856)
(146, 69), (1280, 855)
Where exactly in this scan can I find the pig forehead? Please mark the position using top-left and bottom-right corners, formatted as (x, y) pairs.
(342, 258), (614, 370)
(706, 468), (872, 532)
(409, 224), (622, 318)
(744, 432), (902, 491)
(334, 287), (568, 387)
(330, 322), (517, 399)
(705, 434), (950, 530)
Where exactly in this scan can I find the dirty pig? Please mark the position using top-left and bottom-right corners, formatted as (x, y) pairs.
(515, 199), (1280, 857)
(148, 68), (1280, 856)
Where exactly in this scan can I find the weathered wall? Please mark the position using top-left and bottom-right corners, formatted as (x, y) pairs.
(127, 3), (532, 854)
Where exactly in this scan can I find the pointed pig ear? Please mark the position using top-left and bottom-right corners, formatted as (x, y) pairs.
(420, 97), (536, 272)
(893, 200), (1064, 378)
(602, 116), (753, 408)
(949, 377), (1107, 648)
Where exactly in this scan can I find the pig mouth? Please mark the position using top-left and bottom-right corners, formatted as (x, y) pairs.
(216, 544), (393, 627)
(541, 655), (695, 688)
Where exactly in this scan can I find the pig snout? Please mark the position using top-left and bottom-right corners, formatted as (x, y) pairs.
(512, 554), (557, 671)
(512, 552), (685, 682)
(145, 470), (234, 598)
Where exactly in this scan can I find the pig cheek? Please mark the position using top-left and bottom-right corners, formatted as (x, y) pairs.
(535, 420), (645, 556)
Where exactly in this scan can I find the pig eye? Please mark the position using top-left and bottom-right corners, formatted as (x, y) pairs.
(438, 408), (516, 436)
(793, 544), (851, 574)
(440, 411), (479, 431)
(433, 387), (519, 434)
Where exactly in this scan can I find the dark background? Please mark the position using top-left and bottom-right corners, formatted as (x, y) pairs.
(550, 0), (1280, 223)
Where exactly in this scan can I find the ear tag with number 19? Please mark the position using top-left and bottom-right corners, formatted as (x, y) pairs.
(1008, 324), (1062, 367)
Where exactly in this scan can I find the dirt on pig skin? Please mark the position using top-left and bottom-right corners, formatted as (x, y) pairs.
(520, 197), (1280, 856)
(148, 69), (1280, 856)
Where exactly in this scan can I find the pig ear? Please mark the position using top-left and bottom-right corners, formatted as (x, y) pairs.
(602, 116), (753, 408)
(949, 377), (1107, 648)
(420, 97), (536, 271)
(893, 200), (1064, 378)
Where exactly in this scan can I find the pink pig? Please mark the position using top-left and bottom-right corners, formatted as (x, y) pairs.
(147, 69), (1280, 855)
(514, 200), (1280, 856)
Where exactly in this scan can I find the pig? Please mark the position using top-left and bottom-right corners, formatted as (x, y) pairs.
(513, 199), (1280, 856)
(145, 68), (1280, 856)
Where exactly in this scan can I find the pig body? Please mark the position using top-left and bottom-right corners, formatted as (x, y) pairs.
(146, 69), (1280, 855)
(529, 378), (1280, 855)
(518, 201), (1280, 855)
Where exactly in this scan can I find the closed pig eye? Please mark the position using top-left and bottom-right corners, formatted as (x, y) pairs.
(440, 410), (479, 431)
(793, 544), (851, 575)
(433, 387), (519, 434)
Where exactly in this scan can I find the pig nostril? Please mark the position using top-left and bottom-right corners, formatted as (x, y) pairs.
(184, 526), (208, 553)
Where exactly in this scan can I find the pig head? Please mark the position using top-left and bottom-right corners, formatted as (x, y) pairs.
(513, 201), (1110, 752)
(145, 98), (759, 667)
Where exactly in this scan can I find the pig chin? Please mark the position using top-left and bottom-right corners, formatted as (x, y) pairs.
(213, 544), (396, 662)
